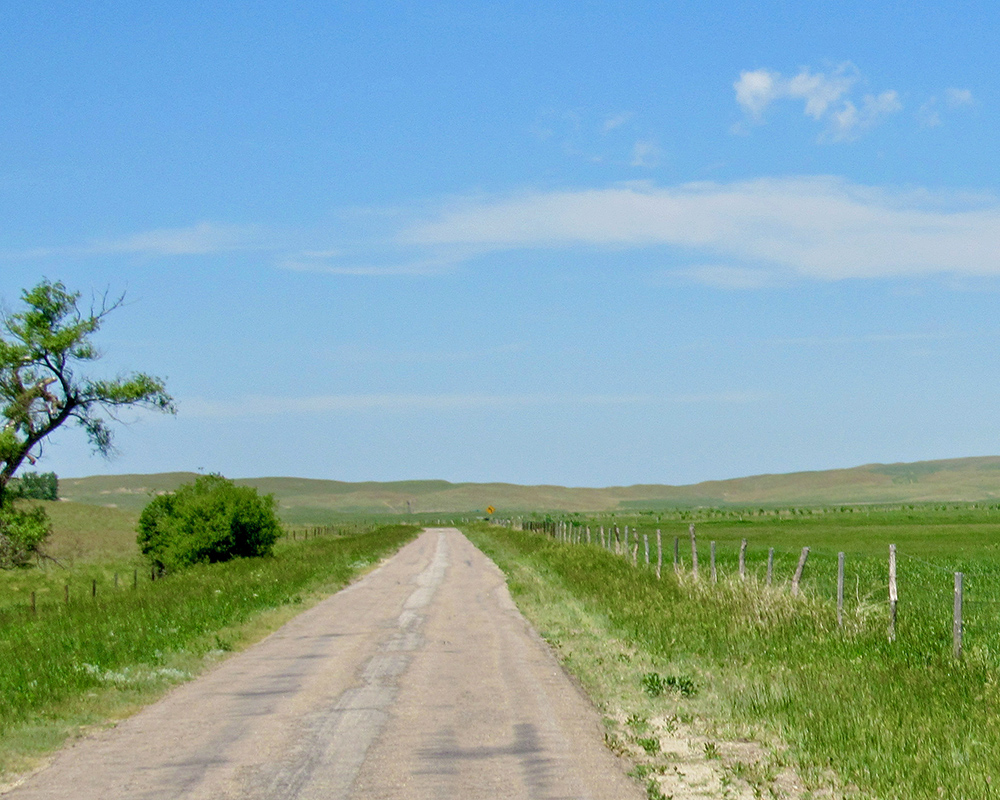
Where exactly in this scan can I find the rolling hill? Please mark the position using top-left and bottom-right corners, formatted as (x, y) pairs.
(55, 456), (1000, 521)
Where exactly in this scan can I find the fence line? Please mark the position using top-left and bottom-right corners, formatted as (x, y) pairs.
(491, 515), (982, 660)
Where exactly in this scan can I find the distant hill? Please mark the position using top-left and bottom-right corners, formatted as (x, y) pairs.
(56, 456), (1000, 521)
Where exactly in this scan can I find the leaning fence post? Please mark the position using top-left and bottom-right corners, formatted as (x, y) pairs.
(954, 572), (964, 660)
(632, 543), (638, 567)
(837, 552), (845, 628)
(689, 523), (699, 579)
(643, 533), (650, 566)
(739, 539), (748, 581)
(710, 541), (717, 583)
(656, 529), (662, 579)
(791, 547), (810, 596)
(889, 544), (898, 643)
(767, 548), (774, 586)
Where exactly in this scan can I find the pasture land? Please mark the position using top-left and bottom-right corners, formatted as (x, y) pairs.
(466, 505), (1000, 799)
(0, 501), (419, 780)
(57, 455), (1000, 516)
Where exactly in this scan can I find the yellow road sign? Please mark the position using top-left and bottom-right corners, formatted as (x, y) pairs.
(486, 506), (495, 515)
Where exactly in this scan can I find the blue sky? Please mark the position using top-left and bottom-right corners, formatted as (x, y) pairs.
(3, 1), (1000, 487)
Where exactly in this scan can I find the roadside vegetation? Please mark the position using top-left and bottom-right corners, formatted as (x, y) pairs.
(0, 500), (418, 779)
(465, 505), (1000, 800)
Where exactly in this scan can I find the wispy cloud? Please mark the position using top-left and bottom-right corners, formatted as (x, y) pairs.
(767, 331), (959, 347)
(918, 87), (975, 127)
(183, 390), (761, 418)
(533, 108), (662, 168)
(404, 177), (1000, 281)
(279, 256), (458, 277)
(630, 139), (663, 168)
(734, 63), (902, 141)
(11, 222), (262, 259)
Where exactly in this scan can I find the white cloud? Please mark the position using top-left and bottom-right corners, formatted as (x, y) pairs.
(182, 390), (761, 418)
(630, 139), (662, 168)
(734, 69), (781, 119)
(918, 88), (974, 128)
(830, 91), (902, 141)
(11, 222), (262, 259)
(183, 392), (660, 418)
(602, 112), (633, 133)
(734, 63), (901, 141)
(786, 66), (856, 119)
(945, 88), (974, 108)
(404, 177), (1000, 281)
(678, 264), (782, 290)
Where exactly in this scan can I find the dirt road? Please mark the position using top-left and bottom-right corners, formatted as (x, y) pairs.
(6, 528), (643, 799)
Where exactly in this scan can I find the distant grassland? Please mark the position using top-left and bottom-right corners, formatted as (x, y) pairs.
(57, 455), (1000, 517)
(0, 500), (420, 779)
(467, 506), (1000, 799)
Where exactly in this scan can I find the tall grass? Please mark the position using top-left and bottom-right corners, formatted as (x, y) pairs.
(0, 525), (418, 737)
(469, 510), (1000, 799)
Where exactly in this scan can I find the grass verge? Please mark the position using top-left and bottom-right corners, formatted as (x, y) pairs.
(0, 523), (419, 781)
(465, 521), (998, 800)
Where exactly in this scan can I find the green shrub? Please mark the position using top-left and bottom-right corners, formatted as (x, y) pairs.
(137, 474), (281, 572)
(0, 502), (50, 567)
(9, 472), (58, 501)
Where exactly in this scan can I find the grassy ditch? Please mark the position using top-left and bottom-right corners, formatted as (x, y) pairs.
(466, 515), (1000, 800)
(0, 519), (419, 778)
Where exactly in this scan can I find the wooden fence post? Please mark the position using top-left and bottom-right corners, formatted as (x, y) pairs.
(656, 529), (662, 579)
(791, 547), (810, 596)
(689, 523), (699, 579)
(643, 533), (650, 566)
(767, 548), (774, 586)
(710, 541), (717, 583)
(92, 579), (97, 598)
(673, 537), (679, 571)
(954, 572), (964, 660)
(837, 552), (845, 628)
(739, 539), (748, 581)
(586, 526), (591, 545)
(632, 543), (638, 567)
(889, 544), (898, 643)
(64, 584), (69, 605)
(624, 525), (630, 554)
(133, 569), (138, 589)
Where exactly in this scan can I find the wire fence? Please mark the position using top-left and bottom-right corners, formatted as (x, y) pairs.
(493, 516), (996, 660)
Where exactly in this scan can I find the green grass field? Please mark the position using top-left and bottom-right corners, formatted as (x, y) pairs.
(467, 505), (1000, 799)
(0, 501), (419, 780)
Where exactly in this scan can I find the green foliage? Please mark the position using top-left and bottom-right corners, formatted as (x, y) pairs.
(10, 471), (58, 501)
(0, 503), (51, 568)
(0, 279), (174, 513)
(137, 475), (283, 572)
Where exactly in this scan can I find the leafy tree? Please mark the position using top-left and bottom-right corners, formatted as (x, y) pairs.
(137, 474), (282, 573)
(10, 471), (58, 501)
(0, 279), (174, 564)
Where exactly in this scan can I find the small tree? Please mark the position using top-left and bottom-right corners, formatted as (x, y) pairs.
(137, 474), (282, 573)
(10, 471), (59, 500)
(0, 279), (174, 564)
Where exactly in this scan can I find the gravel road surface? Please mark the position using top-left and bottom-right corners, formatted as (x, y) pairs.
(6, 528), (643, 799)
